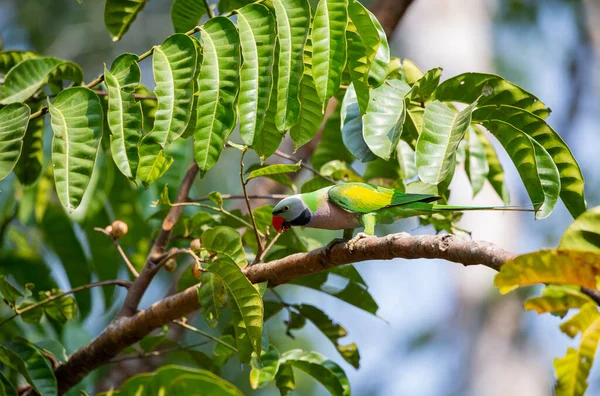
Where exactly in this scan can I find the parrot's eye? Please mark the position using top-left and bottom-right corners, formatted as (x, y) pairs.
(284, 206), (290, 211)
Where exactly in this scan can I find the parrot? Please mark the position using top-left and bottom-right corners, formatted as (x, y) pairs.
(271, 182), (534, 243)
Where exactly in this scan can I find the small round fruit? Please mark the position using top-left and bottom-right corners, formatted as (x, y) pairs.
(190, 238), (202, 253)
(165, 258), (177, 273)
(111, 220), (128, 238)
(104, 225), (113, 235)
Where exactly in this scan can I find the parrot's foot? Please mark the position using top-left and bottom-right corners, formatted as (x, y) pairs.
(324, 238), (347, 255)
(348, 232), (372, 253)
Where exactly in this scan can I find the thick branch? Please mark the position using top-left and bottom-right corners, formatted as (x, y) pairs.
(51, 233), (513, 394)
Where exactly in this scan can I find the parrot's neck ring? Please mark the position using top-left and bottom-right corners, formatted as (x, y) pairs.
(290, 208), (311, 226)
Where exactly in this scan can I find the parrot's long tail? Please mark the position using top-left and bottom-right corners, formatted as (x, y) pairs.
(431, 204), (538, 212)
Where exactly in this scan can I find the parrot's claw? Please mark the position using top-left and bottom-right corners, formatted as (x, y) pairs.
(347, 232), (372, 253)
(324, 238), (347, 255)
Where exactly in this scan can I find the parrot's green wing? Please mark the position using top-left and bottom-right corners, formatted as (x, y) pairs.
(327, 183), (440, 213)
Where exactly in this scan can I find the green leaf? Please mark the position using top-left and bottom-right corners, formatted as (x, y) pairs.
(18, 301), (44, 324)
(41, 290), (78, 323)
(554, 305), (600, 396)
(254, 53), (284, 159)
(35, 340), (68, 364)
(473, 105), (586, 218)
(340, 83), (376, 162)
(409, 67), (442, 103)
(560, 206), (600, 253)
(363, 79), (411, 160)
(464, 127), (489, 197)
(524, 285), (594, 317)
(345, 30), (369, 114)
(14, 102), (44, 186)
(309, 111), (354, 173)
(480, 119), (560, 219)
(0, 50), (39, 74)
(0, 57), (83, 104)
(237, 3), (276, 147)
(250, 345), (281, 389)
(433, 72), (549, 117)
(202, 226), (248, 268)
(1, 341), (57, 396)
(297, 304), (359, 368)
(247, 161), (301, 181)
(312, 0), (348, 104)
(0, 371), (16, 396)
(207, 257), (263, 363)
(0, 275), (24, 308)
(104, 54), (142, 181)
(348, 0), (389, 86)
(213, 335), (237, 367)
(197, 272), (227, 329)
(494, 250), (600, 294)
(104, 0), (148, 41)
(48, 87), (103, 212)
(416, 100), (476, 185)
(272, 0), (311, 131)
(475, 126), (510, 204)
(290, 37), (326, 149)
(0, 103), (30, 181)
(401, 105), (423, 148)
(397, 139), (417, 180)
(171, 0), (208, 33)
(280, 349), (350, 396)
(402, 59), (423, 84)
(194, 17), (241, 174)
(275, 363), (296, 395)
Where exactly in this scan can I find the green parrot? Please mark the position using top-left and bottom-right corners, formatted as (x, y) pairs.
(271, 182), (532, 239)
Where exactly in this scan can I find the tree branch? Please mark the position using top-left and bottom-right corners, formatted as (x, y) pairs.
(49, 232), (514, 394)
(94, 227), (139, 278)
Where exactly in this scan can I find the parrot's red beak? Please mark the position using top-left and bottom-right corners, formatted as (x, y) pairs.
(272, 216), (290, 233)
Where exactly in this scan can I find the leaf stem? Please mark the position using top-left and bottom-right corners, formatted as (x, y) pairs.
(94, 227), (140, 278)
(240, 150), (264, 260)
(203, 0), (216, 18)
(256, 232), (281, 263)
(109, 340), (211, 364)
(191, 193), (288, 202)
(0, 280), (132, 327)
(173, 320), (238, 352)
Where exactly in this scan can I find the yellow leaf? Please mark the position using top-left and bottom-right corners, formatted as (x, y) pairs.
(524, 286), (594, 317)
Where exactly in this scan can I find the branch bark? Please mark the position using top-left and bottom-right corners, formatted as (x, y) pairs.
(49, 232), (514, 394)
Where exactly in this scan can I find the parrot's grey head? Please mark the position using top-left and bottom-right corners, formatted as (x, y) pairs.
(271, 196), (312, 233)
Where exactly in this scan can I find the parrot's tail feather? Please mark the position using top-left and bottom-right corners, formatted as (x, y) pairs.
(431, 204), (538, 212)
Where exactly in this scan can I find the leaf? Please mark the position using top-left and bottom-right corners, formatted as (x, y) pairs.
(348, 0), (389, 86)
(275, 363), (296, 395)
(272, 0), (311, 131)
(311, 103), (354, 169)
(409, 67), (442, 103)
(98, 365), (243, 395)
(247, 162), (301, 180)
(290, 37), (326, 149)
(554, 306), (600, 396)
(35, 339), (68, 364)
(494, 249), (600, 294)
(340, 84), (376, 162)
(171, 0), (208, 33)
(464, 127), (489, 197)
(0, 57), (83, 104)
(0, 371), (16, 396)
(473, 105), (586, 218)
(524, 286), (594, 317)
(312, 0), (348, 103)
(207, 257), (263, 363)
(0, 275), (24, 308)
(250, 345), (281, 389)
(433, 72), (549, 117)
(466, 127), (508, 204)
(0, 103), (30, 181)
(104, 54), (142, 181)
(194, 17), (241, 174)
(402, 59), (423, 84)
(416, 100), (476, 185)
(48, 87), (103, 212)
(237, 3), (276, 146)
(213, 335), (237, 367)
(345, 30), (369, 114)
(41, 290), (78, 323)
(197, 272), (227, 329)
(0, 50), (39, 74)
(1, 341), (57, 396)
(363, 79), (412, 160)
(280, 349), (350, 396)
(202, 226), (248, 268)
(104, 0), (148, 41)
(401, 105), (423, 148)
(396, 139), (417, 180)
(560, 207), (600, 253)
(254, 52), (284, 159)
(14, 102), (44, 186)
(481, 119), (560, 219)
(297, 304), (359, 368)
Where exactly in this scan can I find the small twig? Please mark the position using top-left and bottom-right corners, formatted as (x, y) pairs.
(203, 0), (215, 18)
(109, 340), (211, 364)
(173, 320), (238, 352)
(0, 280), (131, 327)
(273, 150), (335, 184)
(94, 227), (140, 278)
(240, 150), (264, 259)
(191, 193), (288, 202)
(256, 232), (282, 263)
(155, 248), (203, 270)
(582, 287), (600, 305)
